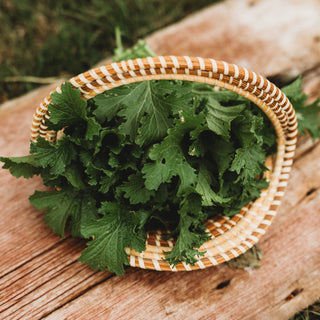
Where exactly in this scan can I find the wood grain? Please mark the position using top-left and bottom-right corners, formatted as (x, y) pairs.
(1, 0), (320, 319)
(99, 0), (320, 82)
(40, 142), (320, 320)
(1, 105), (319, 320)
(146, 0), (320, 80)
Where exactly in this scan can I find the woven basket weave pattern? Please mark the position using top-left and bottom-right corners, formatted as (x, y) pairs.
(30, 56), (297, 271)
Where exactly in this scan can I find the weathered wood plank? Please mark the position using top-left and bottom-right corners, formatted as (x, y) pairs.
(145, 0), (320, 80)
(38, 142), (320, 320)
(0, 237), (113, 319)
(0, 139), (318, 320)
(0, 83), (63, 278)
(303, 65), (320, 102)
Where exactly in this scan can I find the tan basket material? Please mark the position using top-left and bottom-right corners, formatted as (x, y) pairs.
(30, 56), (298, 271)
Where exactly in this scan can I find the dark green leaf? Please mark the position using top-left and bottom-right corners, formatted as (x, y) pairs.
(117, 173), (155, 204)
(29, 188), (97, 237)
(230, 145), (267, 182)
(282, 77), (320, 139)
(295, 98), (320, 140)
(48, 82), (87, 129)
(118, 81), (172, 144)
(205, 96), (246, 138)
(0, 155), (40, 178)
(93, 84), (137, 122)
(142, 133), (197, 194)
(165, 194), (210, 266)
(99, 173), (118, 194)
(79, 202), (146, 275)
(48, 82), (101, 140)
(31, 136), (77, 175)
(63, 165), (86, 189)
(195, 162), (231, 206)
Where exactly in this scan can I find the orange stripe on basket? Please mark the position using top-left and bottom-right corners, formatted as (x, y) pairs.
(30, 56), (297, 271)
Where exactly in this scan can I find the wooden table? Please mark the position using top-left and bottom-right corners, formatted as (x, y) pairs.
(1, 0), (320, 319)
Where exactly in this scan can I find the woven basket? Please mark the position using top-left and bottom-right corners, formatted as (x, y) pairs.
(31, 56), (297, 271)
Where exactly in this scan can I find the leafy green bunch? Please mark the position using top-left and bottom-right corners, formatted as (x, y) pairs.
(1, 42), (319, 275)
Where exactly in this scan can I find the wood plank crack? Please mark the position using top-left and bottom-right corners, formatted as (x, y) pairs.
(0, 236), (71, 282)
(41, 273), (117, 319)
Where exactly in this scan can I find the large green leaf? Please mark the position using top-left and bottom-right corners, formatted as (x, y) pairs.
(29, 189), (97, 237)
(79, 202), (146, 275)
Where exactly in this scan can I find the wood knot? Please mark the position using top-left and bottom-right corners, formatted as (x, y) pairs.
(285, 288), (303, 301)
(216, 279), (231, 290)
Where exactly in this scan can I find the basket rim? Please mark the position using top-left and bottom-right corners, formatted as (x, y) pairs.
(30, 56), (298, 271)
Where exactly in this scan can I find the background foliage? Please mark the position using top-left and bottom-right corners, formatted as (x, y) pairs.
(0, 0), (219, 102)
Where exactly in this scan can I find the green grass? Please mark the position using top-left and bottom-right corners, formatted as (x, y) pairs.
(291, 301), (320, 320)
(0, 0), (219, 102)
